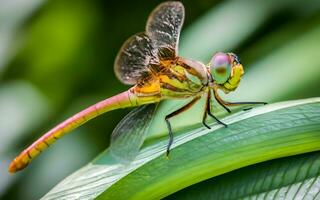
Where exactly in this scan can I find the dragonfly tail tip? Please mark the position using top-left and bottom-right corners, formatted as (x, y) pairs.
(8, 158), (27, 173)
(8, 162), (18, 173)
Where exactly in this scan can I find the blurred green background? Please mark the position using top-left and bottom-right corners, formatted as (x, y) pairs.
(1, 0), (320, 199)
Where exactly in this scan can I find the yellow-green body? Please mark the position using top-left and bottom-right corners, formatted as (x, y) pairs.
(132, 57), (209, 101)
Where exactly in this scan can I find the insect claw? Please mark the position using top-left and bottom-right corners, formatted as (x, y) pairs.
(243, 102), (267, 111)
(166, 149), (171, 157)
(207, 112), (228, 128)
(216, 119), (228, 128)
(217, 119), (228, 128)
(202, 121), (211, 129)
(225, 107), (231, 113)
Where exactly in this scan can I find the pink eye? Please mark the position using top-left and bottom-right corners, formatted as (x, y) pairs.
(213, 53), (230, 67)
(210, 52), (232, 84)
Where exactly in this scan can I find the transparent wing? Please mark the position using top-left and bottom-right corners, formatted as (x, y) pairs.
(114, 32), (158, 85)
(109, 103), (158, 162)
(146, 1), (185, 59)
(114, 33), (157, 85)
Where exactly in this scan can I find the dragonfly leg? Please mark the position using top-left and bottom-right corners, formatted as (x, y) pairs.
(207, 90), (228, 127)
(202, 105), (211, 129)
(202, 91), (212, 129)
(212, 89), (231, 113)
(213, 87), (267, 111)
(165, 96), (201, 156)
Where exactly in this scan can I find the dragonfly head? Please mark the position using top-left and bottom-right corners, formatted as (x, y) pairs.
(209, 52), (244, 93)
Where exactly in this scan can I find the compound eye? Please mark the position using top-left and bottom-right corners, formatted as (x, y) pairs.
(210, 52), (232, 84)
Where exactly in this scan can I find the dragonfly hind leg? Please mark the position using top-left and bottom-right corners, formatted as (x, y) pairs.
(165, 96), (201, 156)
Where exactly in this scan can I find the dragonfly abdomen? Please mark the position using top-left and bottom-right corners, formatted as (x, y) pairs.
(9, 90), (141, 173)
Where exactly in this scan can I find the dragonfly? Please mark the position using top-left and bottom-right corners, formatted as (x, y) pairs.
(9, 1), (266, 173)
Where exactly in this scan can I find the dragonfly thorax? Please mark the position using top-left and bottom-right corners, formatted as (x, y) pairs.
(131, 57), (209, 100)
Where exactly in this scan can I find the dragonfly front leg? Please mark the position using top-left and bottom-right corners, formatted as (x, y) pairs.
(165, 96), (201, 156)
(202, 105), (211, 129)
(205, 90), (228, 127)
(213, 87), (267, 111)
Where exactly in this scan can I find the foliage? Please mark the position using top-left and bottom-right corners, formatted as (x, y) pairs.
(44, 98), (320, 199)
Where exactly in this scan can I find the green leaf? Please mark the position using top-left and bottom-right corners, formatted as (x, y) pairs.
(42, 97), (320, 199)
(166, 151), (320, 200)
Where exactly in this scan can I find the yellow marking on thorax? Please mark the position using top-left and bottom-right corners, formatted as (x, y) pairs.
(134, 80), (160, 95)
(159, 74), (188, 89)
(171, 65), (186, 75)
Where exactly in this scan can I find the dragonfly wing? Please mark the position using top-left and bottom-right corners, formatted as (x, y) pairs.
(146, 1), (185, 59)
(114, 2), (184, 84)
(109, 103), (158, 162)
(114, 32), (158, 85)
